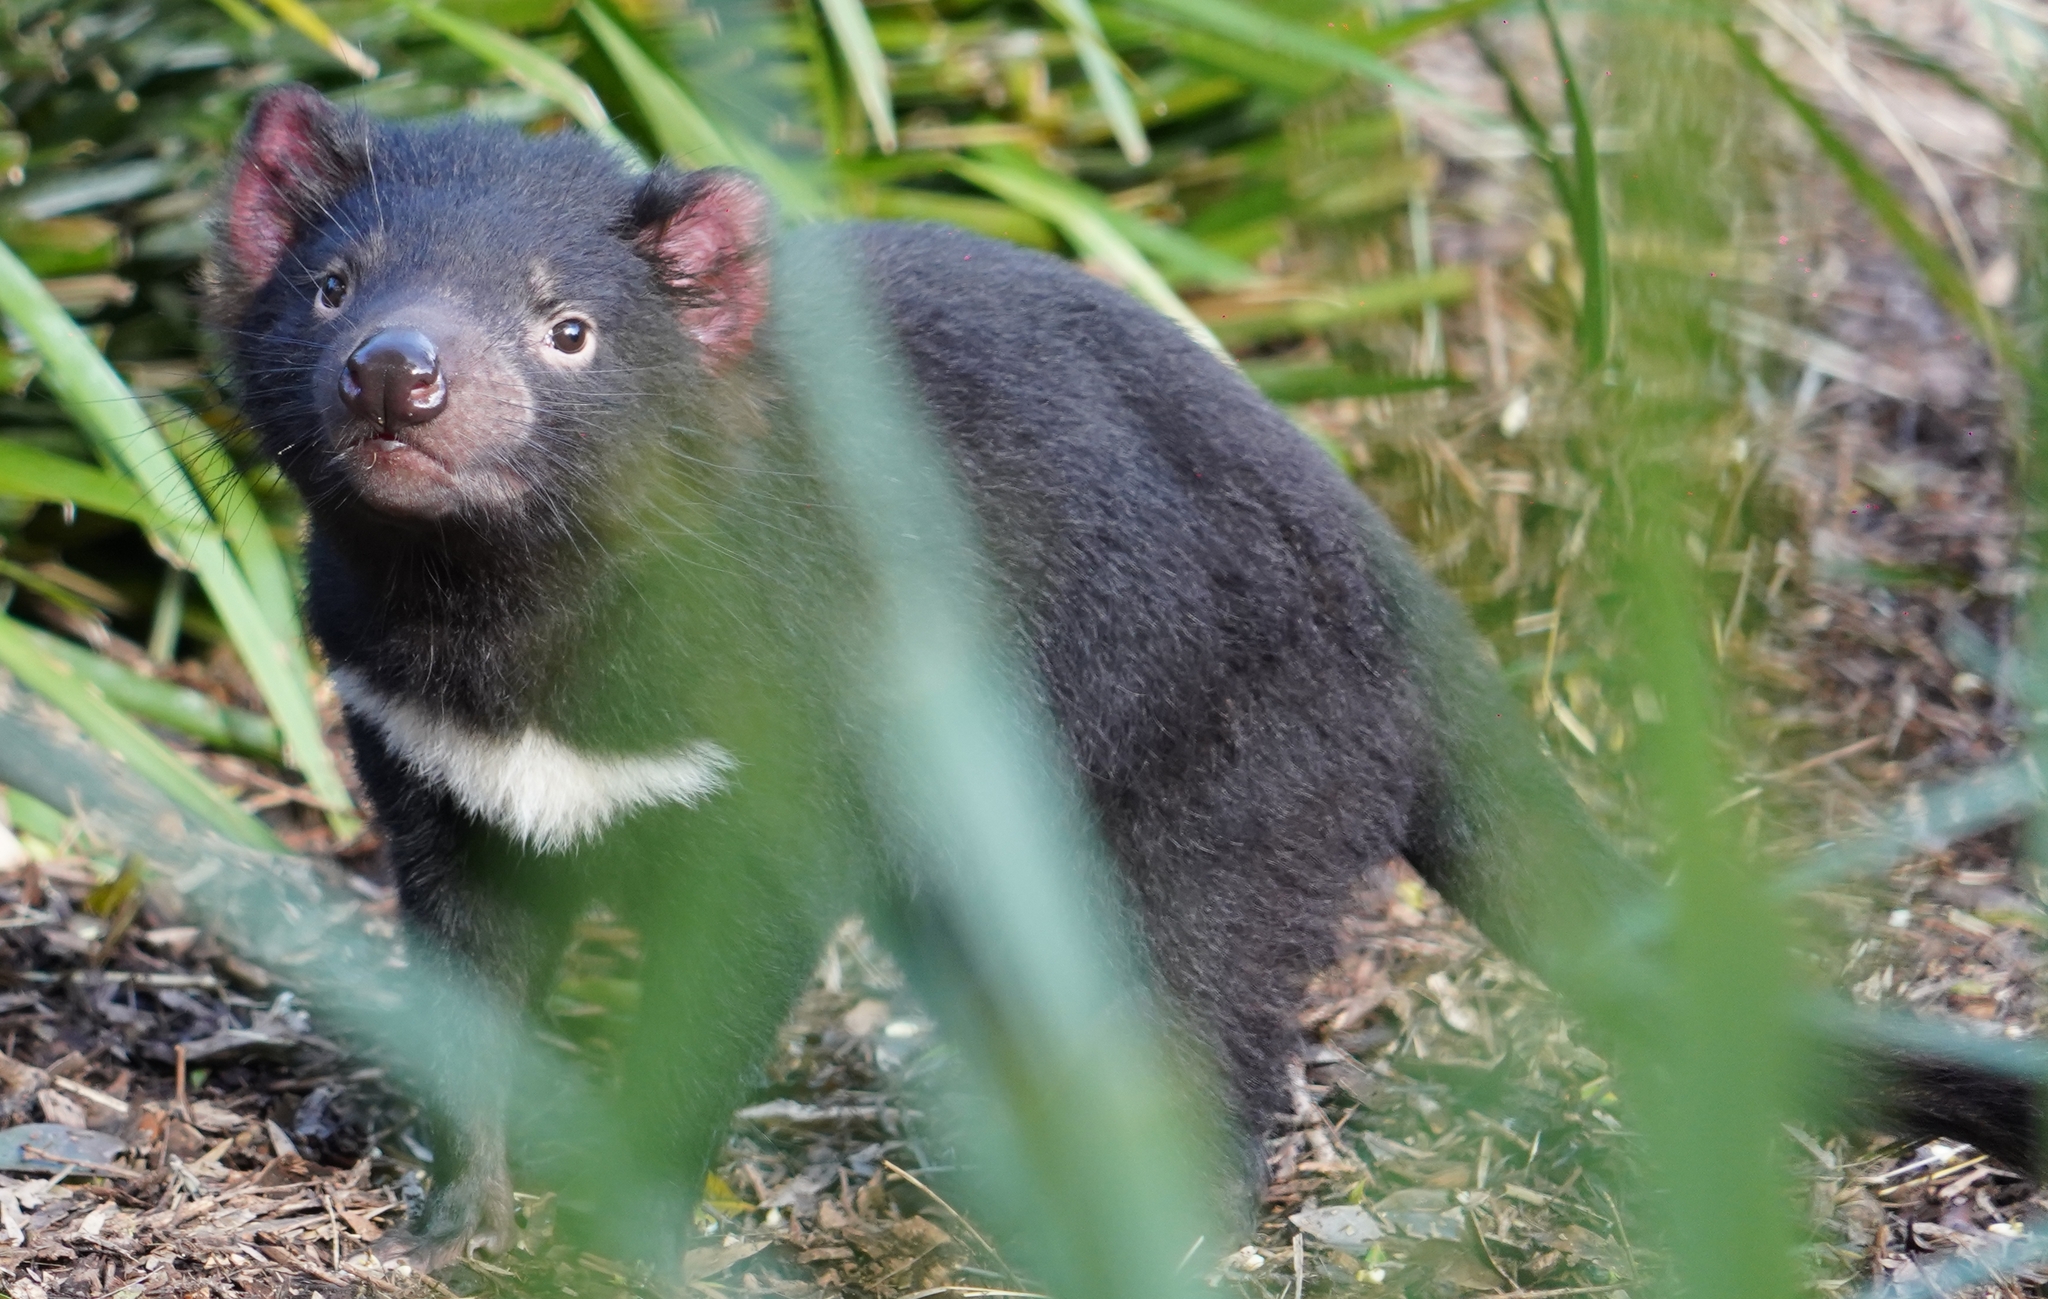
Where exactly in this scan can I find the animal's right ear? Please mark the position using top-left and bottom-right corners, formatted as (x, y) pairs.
(205, 86), (365, 323)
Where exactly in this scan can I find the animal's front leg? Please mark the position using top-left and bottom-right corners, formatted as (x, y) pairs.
(578, 800), (846, 1268)
(346, 715), (580, 1270)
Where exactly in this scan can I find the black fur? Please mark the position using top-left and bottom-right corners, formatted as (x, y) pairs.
(212, 89), (2035, 1266)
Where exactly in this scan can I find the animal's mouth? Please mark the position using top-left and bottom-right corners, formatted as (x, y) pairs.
(337, 424), (461, 514)
(335, 418), (531, 520)
(340, 417), (436, 459)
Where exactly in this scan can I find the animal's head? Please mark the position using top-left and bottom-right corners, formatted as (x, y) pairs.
(208, 85), (772, 531)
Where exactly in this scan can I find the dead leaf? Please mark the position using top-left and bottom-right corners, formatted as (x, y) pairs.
(1375, 1187), (1464, 1240)
(1291, 1204), (1385, 1247)
(0, 1123), (125, 1171)
(684, 1237), (768, 1281)
(1559, 1224), (1632, 1278)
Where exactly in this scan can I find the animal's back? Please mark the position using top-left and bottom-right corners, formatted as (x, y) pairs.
(840, 221), (1434, 1124)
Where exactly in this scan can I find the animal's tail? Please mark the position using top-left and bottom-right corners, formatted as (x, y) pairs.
(1350, 497), (1653, 1021)
(1351, 496), (2041, 1171)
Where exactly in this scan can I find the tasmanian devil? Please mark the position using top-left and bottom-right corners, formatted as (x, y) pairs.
(207, 85), (2035, 1268)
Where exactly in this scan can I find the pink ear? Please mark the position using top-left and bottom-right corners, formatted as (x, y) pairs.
(219, 86), (358, 299)
(631, 168), (773, 369)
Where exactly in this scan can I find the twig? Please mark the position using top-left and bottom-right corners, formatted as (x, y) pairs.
(1468, 1202), (1518, 1289)
(875, 1241), (949, 1287)
(338, 1261), (405, 1295)
(883, 1159), (1010, 1275)
(1761, 734), (1885, 781)
(325, 1191), (340, 1272)
(1878, 1153), (1988, 1196)
(51, 1073), (130, 1116)
(19, 1145), (139, 1180)
(19, 970), (219, 989)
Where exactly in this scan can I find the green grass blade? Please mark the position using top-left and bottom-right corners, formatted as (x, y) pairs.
(402, 1), (638, 159)
(950, 153), (1229, 358)
(1038, 0), (1151, 164)
(1100, 203), (1253, 289)
(157, 400), (300, 647)
(786, 0), (850, 157)
(182, 531), (356, 819)
(1243, 363), (1466, 402)
(0, 614), (281, 849)
(21, 621), (283, 762)
(254, 0), (379, 78)
(578, 1), (830, 217)
(1539, 0), (1610, 370)
(0, 440), (163, 528)
(207, 0), (274, 36)
(1097, 8), (1336, 93)
(1118, 0), (1508, 131)
(576, 0), (734, 167)
(1726, 25), (2003, 357)
(0, 557), (103, 618)
(1361, 0), (1514, 51)
(859, 186), (1061, 249)
(1199, 266), (1475, 345)
(813, 0), (898, 153)
(0, 271), (213, 530)
(0, 240), (356, 833)
(1468, 27), (1575, 224)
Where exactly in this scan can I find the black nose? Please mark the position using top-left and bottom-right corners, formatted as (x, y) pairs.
(341, 329), (447, 430)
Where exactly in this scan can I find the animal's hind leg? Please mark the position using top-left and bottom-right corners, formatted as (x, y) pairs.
(1135, 890), (1348, 1189)
(868, 876), (1266, 1265)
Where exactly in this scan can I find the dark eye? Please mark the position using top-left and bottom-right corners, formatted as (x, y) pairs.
(549, 318), (590, 353)
(317, 272), (348, 310)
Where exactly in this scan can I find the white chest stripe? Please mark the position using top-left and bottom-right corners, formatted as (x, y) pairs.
(332, 668), (734, 854)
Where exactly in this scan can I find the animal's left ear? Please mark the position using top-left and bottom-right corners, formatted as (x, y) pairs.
(630, 167), (773, 370)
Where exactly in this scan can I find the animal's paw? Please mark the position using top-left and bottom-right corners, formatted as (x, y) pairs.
(373, 1163), (518, 1272)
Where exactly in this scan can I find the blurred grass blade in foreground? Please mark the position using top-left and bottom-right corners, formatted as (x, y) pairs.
(777, 229), (1225, 1299)
(1604, 19), (1801, 1299)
